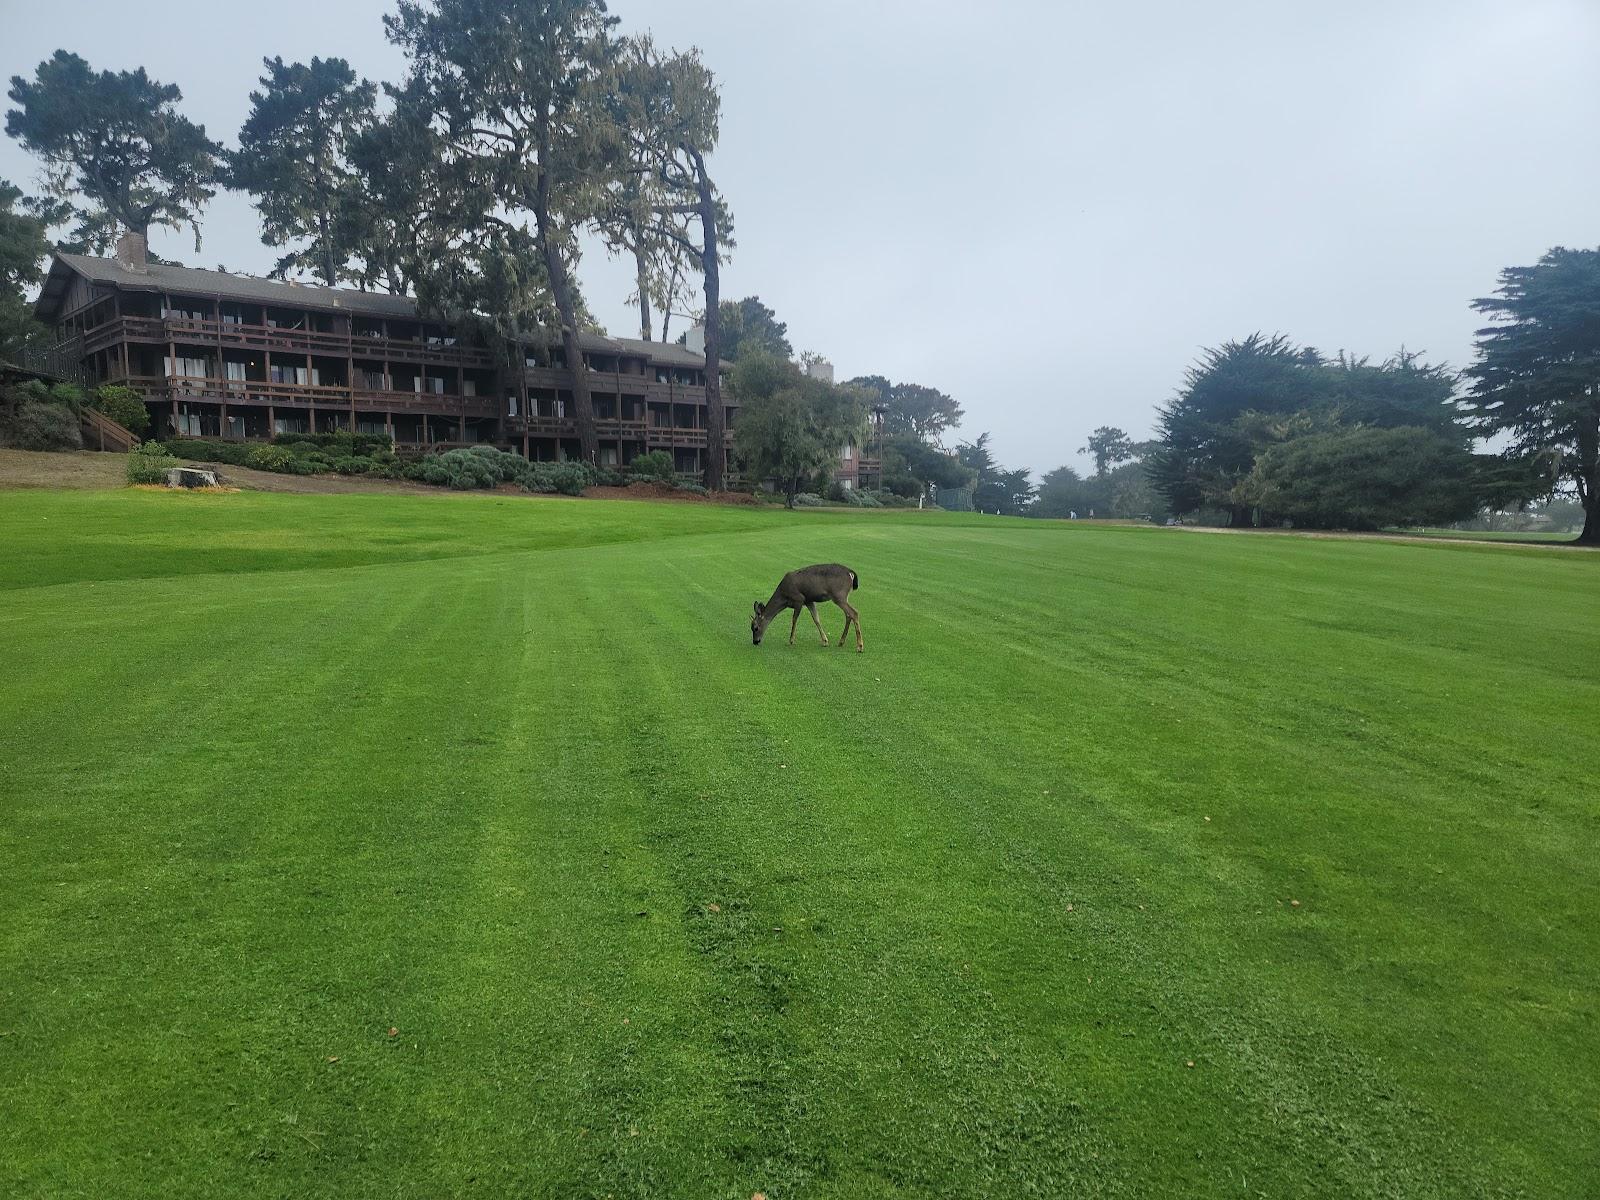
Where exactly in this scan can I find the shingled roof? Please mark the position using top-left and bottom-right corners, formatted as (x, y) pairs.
(36, 253), (419, 322)
(37, 253), (726, 368)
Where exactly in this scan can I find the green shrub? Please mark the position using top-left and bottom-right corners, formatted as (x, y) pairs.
(419, 449), (499, 490)
(274, 430), (392, 457)
(594, 467), (626, 487)
(126, 440), (178, 484)
(331, 456), (370, 475)
(792, 492), (825, 507)
(628, 449), (675, 482)
(522, 460), (592, 495)
(246, 444), (295, 472)
(674, 481), (710, 496)
(167, 439), (255, 467)
(845, 488), (882, 507)
(90, 385), (151, 437)
(9, 400), (83, 450)
(466, 445), (534, 483)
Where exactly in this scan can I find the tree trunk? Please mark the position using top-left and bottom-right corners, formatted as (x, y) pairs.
(537, 218), (598, 466)
(1229, 504), (1254, 529)
(693, 151), (725, 492)
(1579, 500), (1600, 544)
(318, 210), (337, 287)
(634, 244), (653, 341)
(1576, 421), (1600, 544)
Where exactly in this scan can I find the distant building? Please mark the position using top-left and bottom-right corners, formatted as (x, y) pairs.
(803, 357), (834, 384)
(33, 233), (736, 476)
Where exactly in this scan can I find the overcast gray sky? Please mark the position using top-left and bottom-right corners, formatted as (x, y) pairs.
(4, 0), (1597, 474)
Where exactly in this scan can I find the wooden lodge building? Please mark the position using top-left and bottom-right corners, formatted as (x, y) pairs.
(33, 233), (741, 475)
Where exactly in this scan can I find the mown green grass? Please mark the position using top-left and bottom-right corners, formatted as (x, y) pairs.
(1, 489), (1596, 1198)
(1385, 526), (1577, 544)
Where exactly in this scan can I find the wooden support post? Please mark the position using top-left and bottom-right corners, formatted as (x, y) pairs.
(268, 404), (275, 437)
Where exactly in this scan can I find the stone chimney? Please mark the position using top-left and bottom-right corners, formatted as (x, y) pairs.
(684, 323), (707, 355)
(114, 230), (148, 273)
(804, 357), (835, 384)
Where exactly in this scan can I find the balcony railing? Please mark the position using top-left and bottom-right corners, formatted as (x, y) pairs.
(81, 315), (497, 370)
(120, 375), (499, 417)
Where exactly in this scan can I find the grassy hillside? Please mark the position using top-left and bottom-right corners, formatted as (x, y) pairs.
(2, 489), (1596, 1198)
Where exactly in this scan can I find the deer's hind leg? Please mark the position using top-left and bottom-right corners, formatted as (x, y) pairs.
(807, 602), (829, 645)
(787, 607), (800, 646)
(835, 594), (864, 652)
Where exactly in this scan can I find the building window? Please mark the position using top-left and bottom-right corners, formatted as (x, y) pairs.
(167, 354), (211, 378)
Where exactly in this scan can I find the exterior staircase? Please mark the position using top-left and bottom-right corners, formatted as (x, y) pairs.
(80, 407), (140, 453)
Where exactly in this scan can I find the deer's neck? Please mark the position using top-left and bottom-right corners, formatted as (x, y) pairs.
(759, 585), (789, 633)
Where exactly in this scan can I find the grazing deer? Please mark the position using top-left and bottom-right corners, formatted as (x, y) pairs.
(751, 563), (864, 652)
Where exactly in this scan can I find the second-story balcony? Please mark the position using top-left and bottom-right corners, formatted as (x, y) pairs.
(120, 374), (500, 418)
(83, 315), (498, 371)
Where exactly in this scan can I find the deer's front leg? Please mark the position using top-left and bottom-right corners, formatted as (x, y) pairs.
(788, 607), (799, 645)
(807, 602), (829, 645)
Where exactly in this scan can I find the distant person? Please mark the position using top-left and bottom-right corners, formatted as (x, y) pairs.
(1070, 510), (1077, 520)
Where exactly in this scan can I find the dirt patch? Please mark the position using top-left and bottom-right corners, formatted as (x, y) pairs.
(1, 449), (768, 506)
(184, 462), (445, 495)
(584, 482), (761, 505)
(0, 448), (443, 496)
(0, 448), (129, 489)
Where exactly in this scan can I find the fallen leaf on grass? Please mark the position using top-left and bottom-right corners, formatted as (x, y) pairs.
(387, 1027), (399, 1037)
(707, 903), (722, 913)
(1185, 1060), (1195, 1069)
(325, 1056), (339, 1063)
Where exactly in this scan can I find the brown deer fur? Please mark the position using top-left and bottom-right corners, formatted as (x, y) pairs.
(751, 563), (863, 652)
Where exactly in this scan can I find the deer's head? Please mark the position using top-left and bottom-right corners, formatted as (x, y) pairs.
(751, 600), (767, 645)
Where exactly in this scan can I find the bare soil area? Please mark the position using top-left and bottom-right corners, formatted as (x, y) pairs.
(0, 449), (764, 505)
(584, 482), (761, 505)
(0, 449), (130, 489)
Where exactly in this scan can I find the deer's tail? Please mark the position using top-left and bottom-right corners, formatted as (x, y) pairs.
(850, 569), (859, 591)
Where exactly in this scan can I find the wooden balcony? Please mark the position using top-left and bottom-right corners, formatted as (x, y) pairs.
(82, 315), (497, 370)
(119, 375), (499, 417)
(523, 365), (720, 407)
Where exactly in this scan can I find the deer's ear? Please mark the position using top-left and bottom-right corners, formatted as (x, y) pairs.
(753, 600), (763, 615)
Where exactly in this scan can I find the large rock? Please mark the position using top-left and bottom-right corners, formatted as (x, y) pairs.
(166, 467), (219, 489)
